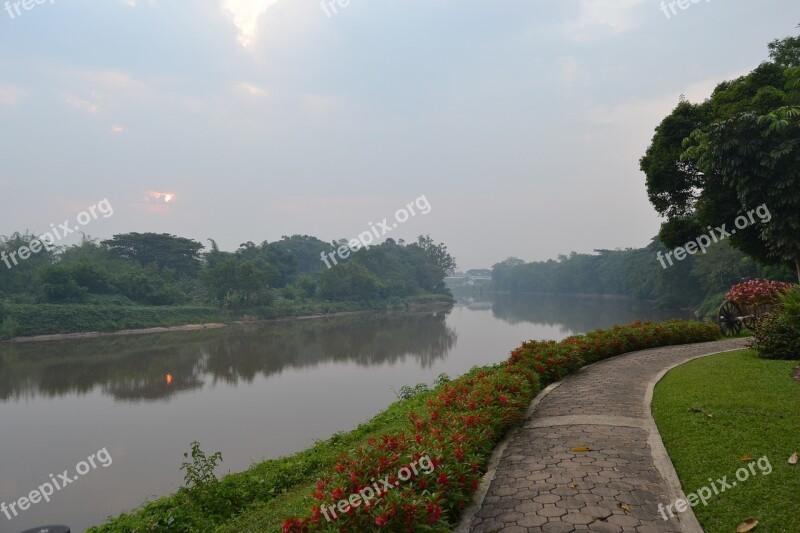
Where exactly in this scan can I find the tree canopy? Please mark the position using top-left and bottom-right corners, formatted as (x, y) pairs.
(0, 232), (455, 309)
(640, 27), (800, 280)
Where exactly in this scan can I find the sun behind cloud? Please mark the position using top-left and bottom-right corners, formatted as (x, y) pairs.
(222, 0), (283, 48)
(147, 191), (176, 203)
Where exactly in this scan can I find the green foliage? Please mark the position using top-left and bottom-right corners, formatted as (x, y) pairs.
(641, 29), (800, 280)
(102, 232), (204, 277)
(432, 372), (451, 388)
(318, 262), (382, 301)
(750, 287), (800, 359)
(0, 227), (453, 338)
(3, 304), (225, 336)
(769, 25), (800, 67)
(202, 257), (281, 307)
(491, 238), (795, 310)
(0, 315), (18, 340)
(0, 319), (18, 340)
(694, 292), (727, 320)
(396, 382), (430, 400)
(181, 441), (223, 489)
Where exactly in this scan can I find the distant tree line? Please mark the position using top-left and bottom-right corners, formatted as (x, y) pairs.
(494, 28), (800, 312)
(491, 238), (794, 311)
(0, 232), (456, 309)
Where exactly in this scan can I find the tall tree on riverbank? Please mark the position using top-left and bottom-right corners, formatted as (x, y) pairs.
(102, 233), (205, 277)
(640, 27), (800, 281)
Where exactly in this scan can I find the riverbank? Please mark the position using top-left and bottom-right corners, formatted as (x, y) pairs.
(87, 319), (721, 533)
(0, 295), (454, 343)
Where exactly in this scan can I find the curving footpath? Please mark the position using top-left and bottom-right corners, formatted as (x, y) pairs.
(458, 338), (749, 533)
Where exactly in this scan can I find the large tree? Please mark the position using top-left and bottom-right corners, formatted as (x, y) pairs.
(102, 232), (204, 278)
(640, 28), (800, 281)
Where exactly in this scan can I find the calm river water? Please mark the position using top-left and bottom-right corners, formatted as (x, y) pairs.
(0, 294), (691, 532)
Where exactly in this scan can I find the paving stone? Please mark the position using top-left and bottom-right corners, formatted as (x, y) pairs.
(465, 339), (747, 533)
(542, 522), (578, 533)
(517, 514), (549, 527)
(539, 505), (569, 517)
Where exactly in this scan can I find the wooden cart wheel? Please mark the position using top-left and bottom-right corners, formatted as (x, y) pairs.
(742, 306), (758, 331)
(718, 300), (743, 336)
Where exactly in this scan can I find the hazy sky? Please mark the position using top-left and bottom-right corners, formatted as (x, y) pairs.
(1, 1), (798, 270)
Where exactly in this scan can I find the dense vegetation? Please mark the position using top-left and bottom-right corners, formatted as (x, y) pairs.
(87, 319), (719, 532)
(0, 232), (455, 339)
(653, 350), (800, 532)
(750, 286), (800, 359)
(641, 27), (800, 281)
(491, 239), (794, 313)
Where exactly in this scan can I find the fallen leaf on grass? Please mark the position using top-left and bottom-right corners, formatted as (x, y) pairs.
(736, 518), (758, 532)
(618, 503), (632, 513)
(571, 446), (593, 452)
(789, 452), (798, 465)
(741, 454), (753, 461)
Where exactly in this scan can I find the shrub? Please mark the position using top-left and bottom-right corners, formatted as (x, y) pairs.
(282, 320), (720, 532)
(282, 366), (538, 532)
(750, 287), (800, 360)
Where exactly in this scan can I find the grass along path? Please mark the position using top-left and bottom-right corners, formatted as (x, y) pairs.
(652, 349), (800, 533)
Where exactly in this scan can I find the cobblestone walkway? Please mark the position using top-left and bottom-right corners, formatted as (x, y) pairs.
(463, 339), (749, 533)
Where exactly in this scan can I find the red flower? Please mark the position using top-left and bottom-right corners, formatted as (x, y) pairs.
(426, 503), (442, 523)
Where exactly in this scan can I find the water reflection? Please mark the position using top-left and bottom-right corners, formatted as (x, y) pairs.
(483, 293), (691, 333)
(0, 311), (456, 402)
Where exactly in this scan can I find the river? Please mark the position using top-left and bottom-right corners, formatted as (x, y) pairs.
(0, 294), (691, 532)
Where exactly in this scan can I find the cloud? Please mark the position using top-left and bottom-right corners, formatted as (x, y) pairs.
(64, 94), (101, 114)
(564, 0), (646, 40)
(235, 82), (268, 97)
(221, 0), (283, 48)
(111, 125), (125, 133)
(133, 191), (177, 214)
(0, 85), (26, 106)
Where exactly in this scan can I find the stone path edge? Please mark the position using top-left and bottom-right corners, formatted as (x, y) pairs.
(454, 381), (564, 533)
(454, 343), (748, 533)
(642, 347), (745, 533)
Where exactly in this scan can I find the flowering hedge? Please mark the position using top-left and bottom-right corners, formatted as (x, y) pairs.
(725, 279), (794, 308)
(282, 320), (720, 532)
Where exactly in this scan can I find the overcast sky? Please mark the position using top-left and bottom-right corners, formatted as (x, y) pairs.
(1, 1), (798, 270)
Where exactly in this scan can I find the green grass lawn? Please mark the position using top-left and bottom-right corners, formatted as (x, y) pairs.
(652, 349), (800, 533)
